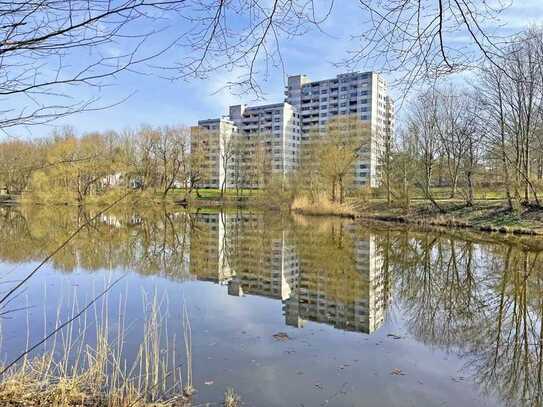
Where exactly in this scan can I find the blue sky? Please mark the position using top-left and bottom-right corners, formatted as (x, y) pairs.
(8, 0), (543, 139)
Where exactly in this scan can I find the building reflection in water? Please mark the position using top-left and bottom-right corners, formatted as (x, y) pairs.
(189, 212), (390, 334)
(1, 205), (541, 407)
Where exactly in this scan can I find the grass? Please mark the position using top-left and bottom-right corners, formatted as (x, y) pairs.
(190, 188), (258, 200)
(224, 388), (241, 407)
(15, 187), (261, 208)
(0, 290), (194, 406)
(362, 199), (543, 235)
(291, 194), (357, 218)
(372, 186), (512, 201)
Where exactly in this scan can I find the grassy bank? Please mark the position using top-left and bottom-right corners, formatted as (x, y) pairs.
(11, 188), (260, 208)
(6, 188), (543, 236)
(1, 292), (193, 407)
(360, 199), (543, 236)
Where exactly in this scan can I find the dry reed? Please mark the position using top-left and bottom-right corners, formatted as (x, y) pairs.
(291, 194), (357, 218)
(0, 287), (192, 406)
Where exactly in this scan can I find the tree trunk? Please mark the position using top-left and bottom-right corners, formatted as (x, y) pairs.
(466, 170), (474, 207)
(450, 173), (458, 199)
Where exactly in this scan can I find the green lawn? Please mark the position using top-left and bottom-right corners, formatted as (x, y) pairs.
(371, 186), (533, 201)
(166, 188), (260, 201)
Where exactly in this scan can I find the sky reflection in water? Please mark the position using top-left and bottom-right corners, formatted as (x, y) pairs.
(0, 206), (541, 407)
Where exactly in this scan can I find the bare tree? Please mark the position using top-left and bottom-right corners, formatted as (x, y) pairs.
(478, 28), (543, 208)
(0, 1), (187, 131)
(346, 0), (514, 93)
(478, 63), (516, 209)
(434, 87), (482, 205)
(154, 126), (190, 198)
(0, 0), (337, 133)
(301, 116), (371, 204)
(408, 88), (443, 211)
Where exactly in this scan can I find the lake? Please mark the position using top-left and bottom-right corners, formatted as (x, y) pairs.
(0, 206), (541, 406)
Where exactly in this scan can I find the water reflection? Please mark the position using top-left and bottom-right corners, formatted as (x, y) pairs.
(0, 206), (542, 406)
(189, 212), (389, 334)
(386, 230), (543, 407)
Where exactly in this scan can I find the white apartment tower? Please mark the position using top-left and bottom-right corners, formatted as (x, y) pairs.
(192, 71), (394, 189)
(190, 118), (237, 189)
(191, 102), (300, 189)
(285, 72), (395, 187)
(229, 103), (300, 178)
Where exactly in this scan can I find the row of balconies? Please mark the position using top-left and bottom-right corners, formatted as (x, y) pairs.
(301, 90), (371, 104)
(300, 80), (371, 94)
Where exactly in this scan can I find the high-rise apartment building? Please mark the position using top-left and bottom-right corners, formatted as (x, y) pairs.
(190, 102), (300, 189)
(228, 103), (300, 185)
(189, 212), (233, 284)
(187, 212), (300, 300)
(192, 71), (394, 188)
(190, 118), (237, 189)
(283, 228), (389, 334)
(285, 72), (395, 187)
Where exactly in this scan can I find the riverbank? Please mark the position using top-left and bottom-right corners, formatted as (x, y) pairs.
(287, 193), (543, 236)
(5, 188), (259, 208)
(0, 375), (191, 406)
(4, 190), (543, 236)
(358, 200), (543, 236)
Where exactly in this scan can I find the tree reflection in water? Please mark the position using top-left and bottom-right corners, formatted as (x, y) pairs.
(0, 206), (541, 406)
(385, 229), (543, 407)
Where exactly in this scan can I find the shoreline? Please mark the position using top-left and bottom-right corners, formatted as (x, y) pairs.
(2, 194), (543, 237)
(357, 213), (542, 236)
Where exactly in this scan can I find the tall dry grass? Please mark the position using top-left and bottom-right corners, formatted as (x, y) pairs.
(0, 288), (193, 406)
(290, 193), (357, 218)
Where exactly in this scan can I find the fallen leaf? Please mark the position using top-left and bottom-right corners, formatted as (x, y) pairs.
(272, 332), (290, 341)
(390, 368), (406, 376)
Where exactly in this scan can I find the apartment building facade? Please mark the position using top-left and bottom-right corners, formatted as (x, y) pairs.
(190, 118), (237, 189)
(192, 71), (394, 189)
(283, 227), (389, 334)
(285, 72), (395, 187)
(190, 102), (300, 189)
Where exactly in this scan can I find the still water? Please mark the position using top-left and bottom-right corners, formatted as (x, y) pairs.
(0, 206), (542, 406)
